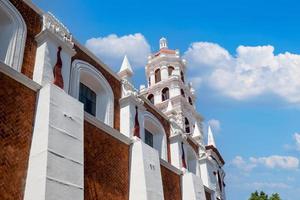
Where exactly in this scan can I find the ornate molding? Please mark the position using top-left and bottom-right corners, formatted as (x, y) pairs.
(43, 12), (74, 49)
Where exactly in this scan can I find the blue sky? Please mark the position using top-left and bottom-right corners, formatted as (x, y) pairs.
(33, 0), (300, 199)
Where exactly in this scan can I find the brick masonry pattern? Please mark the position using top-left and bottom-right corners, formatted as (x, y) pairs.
(0, 73), (37, 200)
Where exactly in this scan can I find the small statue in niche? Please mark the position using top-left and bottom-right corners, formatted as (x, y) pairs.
(53, 46), (64, 89)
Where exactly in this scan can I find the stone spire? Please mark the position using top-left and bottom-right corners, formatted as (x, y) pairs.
(193, 122), (201, 138)
(159, 37), (168, 49)
(207, 125), (216, 147)
(118, 55), (133, 81)
(166, 100), (173, 112)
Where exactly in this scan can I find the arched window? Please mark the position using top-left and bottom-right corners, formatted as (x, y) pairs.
(181, 71), (185, 82)
(168, 66), (174, 76)
(70, 60), (114, 127)
(188, 97), (193, 105)
(0, 0), (27, 71)
(147, 94), (154, 104)
(161, 87), (169, 101)
(185, 117), (190, 133)
(181, 89), (185, 97)
(144, 112), (168, 160)
(155, 68), (161, 83)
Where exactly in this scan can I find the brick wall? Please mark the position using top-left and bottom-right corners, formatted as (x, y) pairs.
(84, 121), (129, 200)
(73, 48), (121, 130)
(9, 0), (42, 78)
(161, 165), (182, 200)
(0, 73), (37, 200)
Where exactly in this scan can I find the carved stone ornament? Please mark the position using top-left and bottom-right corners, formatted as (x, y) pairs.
(43, 12), (74, 48)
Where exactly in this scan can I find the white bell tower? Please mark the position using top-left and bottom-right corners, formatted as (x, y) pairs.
(141, 37), (203, 138)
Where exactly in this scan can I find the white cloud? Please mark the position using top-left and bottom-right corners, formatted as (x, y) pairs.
(85, 33), (151, 70)
(208, 119), (221, 132)
(249, 182), (291, 189)
(231, 155), (299, 171)
(294, 133), (300, 151)
(250, 155), (299, 170)
(231, 156), (257, 172)
(184, 42), (300, 104)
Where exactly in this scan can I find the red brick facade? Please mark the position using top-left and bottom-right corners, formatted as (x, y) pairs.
(0, 73), (37, 200)
(84, 121), (130, 200)
(9, 0), (42, 78)
(161, 165), (182, 200)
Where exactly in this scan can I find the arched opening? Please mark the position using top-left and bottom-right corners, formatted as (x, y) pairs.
(155, 68), (161, 83)
(168, 66), (174, 76)
(181, 89), (185, 97)
(144, 112), (167, 160)
(188, 97), (193, 105)
(0, 0), (27, 71)
(180, 71), (185, 82)
(70, 60), (114, 127)
(161, 87), (169, 101)
(185, 117), (190, 133)
(147, 94), (154, 104)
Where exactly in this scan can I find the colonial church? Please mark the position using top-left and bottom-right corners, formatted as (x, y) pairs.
(0, 0), (226, 200)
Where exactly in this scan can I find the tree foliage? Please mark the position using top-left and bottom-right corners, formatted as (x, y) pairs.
(249, 191), (281, 200)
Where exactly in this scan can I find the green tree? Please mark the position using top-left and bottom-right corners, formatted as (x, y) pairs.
(249, 191), (281, 200)
(269, 193), (281, 200)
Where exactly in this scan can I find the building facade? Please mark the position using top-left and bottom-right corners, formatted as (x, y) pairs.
(0, 0), (226, 200)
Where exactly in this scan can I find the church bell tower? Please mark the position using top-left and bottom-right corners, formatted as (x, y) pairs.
(141, 37), (203, 139)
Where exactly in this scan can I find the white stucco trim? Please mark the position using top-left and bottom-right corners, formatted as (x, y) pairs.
(0, 61), (41, 91)
(84, 112), (132, 145)
(160, 158), (182, 175)
(70, 59), (114, 127)
(143, 111), (168, 161)
(0, 0), (27, 72)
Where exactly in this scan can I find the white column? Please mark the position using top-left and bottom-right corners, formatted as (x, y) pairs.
(154, 90), (161, 104)
(150, 71), (155, 86)
(129, 140), (165, 200)
(33, 30), (76, 93)
(161, 65), (168, 81)
(182, 172), (206, 200)
(119, 94), (145, 138)
(24, 84), (84, 200)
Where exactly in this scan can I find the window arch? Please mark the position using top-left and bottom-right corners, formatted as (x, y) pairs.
(168, 66), (174, 76)
(180, 71), (185, 82)
(143, 112), (168, 160)
(147, 94), (154, 104)
(161, 87), (169, 101)
(185, 117), (190, 133)
(188, 97), (193, 105)
(185, 143), (198, 174)
(70, 60), (114, 127)
(181, 89), (185, 97)
(0, 0), (27, 71)
(155, 68), (161, 83)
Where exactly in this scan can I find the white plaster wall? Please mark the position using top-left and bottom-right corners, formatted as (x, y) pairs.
(170, 140), (181, 169)
(129, 140), (165, 200)
(33, 36), (74, 92)
(24, 84), (84, 200)
(161, 66), (168, 81)
(182, 172), (206, 200)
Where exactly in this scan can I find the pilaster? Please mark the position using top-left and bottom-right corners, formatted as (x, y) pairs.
(24, 84), (84, 200)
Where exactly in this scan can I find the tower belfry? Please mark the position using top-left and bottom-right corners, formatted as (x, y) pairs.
(142, 37), (203, 137)
(159, 37), (168, 49)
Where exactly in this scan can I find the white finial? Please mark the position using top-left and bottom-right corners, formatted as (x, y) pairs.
(193, 123), (201, 138)
(166, 100), (173, 112)
(207, 125), (216, 147)
(159, 37), (168, 49)
(118, 55), (133, 80)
